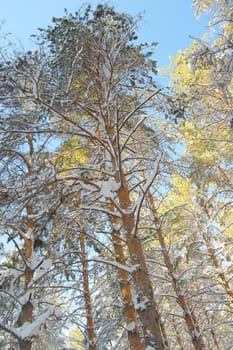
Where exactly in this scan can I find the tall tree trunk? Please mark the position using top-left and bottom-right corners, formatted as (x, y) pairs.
(116, 175), (164, 350)
(18, 211), (34, 350)
(147, 191), (205, 350)
(77, 192), (143, 349)
(106, 124), (163, 348)
(80, 232), (96, 350)
(93, 127), (144, 349)
(111, 228), (144, 349)
(19, 136), (34, 350)
(110, 203), (144, 349)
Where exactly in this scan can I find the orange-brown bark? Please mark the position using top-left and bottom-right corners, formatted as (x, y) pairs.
(80, 232), (96, 350)
(202, 231), (233, 301)
(148, 191), (205, 350)
(116, 177), (164, 350)
(19, 136), (34, 350)
(112, 229), (144, 349)
(77, 186), (142, 348)
(159, 318), (169, 349)
(101, 124), (144, 349)
(109, 202), (143, 350)
(19, 209), (34, 350)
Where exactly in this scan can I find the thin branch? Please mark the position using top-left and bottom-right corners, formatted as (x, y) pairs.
(119, 89), (162, 130)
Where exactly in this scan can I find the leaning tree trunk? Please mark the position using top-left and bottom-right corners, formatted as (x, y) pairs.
(148, 191), (205, 350)
(201, 230), (233, 301)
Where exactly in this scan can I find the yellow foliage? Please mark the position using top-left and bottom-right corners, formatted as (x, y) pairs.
(67, 327), (84, 349)
(192, 0), (226, 17)
(169, 42), (212, 96)
(180, 117), (233, 167)
(156, 174), (198, 246)
(171, 175), (193, 205)
(158, 174), (196, 215)
(55, 136), (89, 170)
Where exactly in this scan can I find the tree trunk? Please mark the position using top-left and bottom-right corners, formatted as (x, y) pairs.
(202, 231), (233, 301)
(77, 192), (143, 349)
(19, 137), (34, 350)
(148, 191), (205, 350)
(19, 233), (33, 350)
(116, 176), (164, 350)
(112, 228), (144, 349)
(109, 201), (144, 350)
(159, 318), (170, 349)
(19, 339), (32, 350)
(106, 123), (163, 348)
(99, 128), (144, 350)
(80, 232), (96, 350)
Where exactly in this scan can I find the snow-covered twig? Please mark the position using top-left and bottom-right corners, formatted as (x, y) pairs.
(92, 256), (140, 274)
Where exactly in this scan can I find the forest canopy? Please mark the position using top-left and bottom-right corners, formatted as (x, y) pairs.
(0, 1), (232, 350)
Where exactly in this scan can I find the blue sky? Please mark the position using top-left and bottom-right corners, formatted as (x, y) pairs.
(0, 0), (211, 69)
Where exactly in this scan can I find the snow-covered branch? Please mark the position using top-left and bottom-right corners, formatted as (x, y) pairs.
(92, 257), (140, 274)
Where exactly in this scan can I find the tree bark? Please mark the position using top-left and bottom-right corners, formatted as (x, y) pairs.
(116, 176), (164, 350)
(19, 339), (32, 350)
(80, 232), (97, 350)
(109, 201), (144, 350)
(202, 231), (233, 301)
(94, 127), (144, 349)
(148, 191), (205, 350)
(159, 318), (170, 349)
(18, 217), (34, 350)
(19, 136), (34, 350)
(112, 228), (144, 349)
